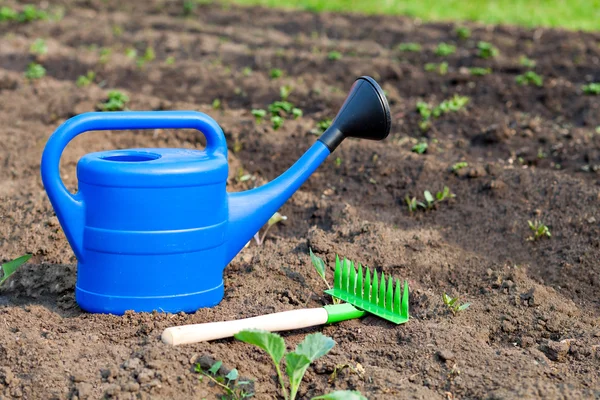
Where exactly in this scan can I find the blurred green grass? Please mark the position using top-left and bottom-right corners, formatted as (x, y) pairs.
(224, 0), (600, 31)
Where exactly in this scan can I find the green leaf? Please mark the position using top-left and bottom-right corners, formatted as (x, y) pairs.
(458, 303), (471, 311)
(234, 329), (286, 363)
(226, 368), (238, 381)
(312, 390), (368, 400)
(424, 190), (434, 204)
(208, 360), (222, 375)
(285, 352), (311, 399)
(442, 293), (451, 305)
(268, 212), (287, 227)
(295, 332), (335, 362)
(1, 254), (31, 284)
(448, 296), (458, 306)
(309, 248), (326, 281)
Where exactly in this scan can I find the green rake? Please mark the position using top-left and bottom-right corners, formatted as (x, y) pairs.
(162, 256), (409, 345)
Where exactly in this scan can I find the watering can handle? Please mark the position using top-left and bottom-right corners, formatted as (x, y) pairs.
(40, 111), (228, 261)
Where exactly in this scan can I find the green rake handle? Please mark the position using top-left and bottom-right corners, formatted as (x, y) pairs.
(161, 303), (365, 346)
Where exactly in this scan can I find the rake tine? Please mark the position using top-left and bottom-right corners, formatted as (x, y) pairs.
(364, 267), (371, 302)
(378, 271), (386, 309)
(386, 277), (393, 312)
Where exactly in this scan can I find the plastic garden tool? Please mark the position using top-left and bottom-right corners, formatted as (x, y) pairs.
(161, 259), (409, 345)
(40, 76), (391, 315)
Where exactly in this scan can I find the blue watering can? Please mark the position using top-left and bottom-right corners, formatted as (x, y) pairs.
(40, 76), (391, 314)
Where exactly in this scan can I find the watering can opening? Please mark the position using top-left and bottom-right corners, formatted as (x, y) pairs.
(101, 151), (162, 163)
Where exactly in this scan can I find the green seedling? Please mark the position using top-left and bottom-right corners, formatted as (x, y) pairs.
(270, 68), (283, 79)
(291, 108), (302, 119)
(253, 212), (287, 245)
(311, 119), (332, 135)
(76, 71), (96, 87)
(455, 26), (471, 39)
(469, 67), (491, 76)
(136, 47), (155, 68)
(442, 293), (470, 315)
(435, 186), (456, 202)
(268, 101), (294, 115)
(271, 116), (284, 130)
(196, 360), (254, 400)
(405, 195), (424, 213)
(309, 248), (342, 305)
(412, 142), (428, 154)
(18, 5), (48, 22)
(0, 6), (18, 21)
(334, 157), (342, 166)
(424, 62), (448, 75)
(99, 48), (112, 64)
(435, 43), (456, 56)
(477, 41), (498, 59)
(234, 329), (363, 400)
(183, 0), (197, 16)
(417, 95), (469, 123)
(98, 90), (129, 111)
(519, 56), (536, 68)
(452, 161), (468, 171)
(212, 99), (221, 110)
(251, 109), (267, 123)
(527, 220), (551, 241)
(242, 66), (253, 76)
(397, 42), (421, 52)
(25, 63), (46, 80)
(1, 254), (31, 285)
(423, 190), (435, 209)
(582, 83), (600, 95)
(280, 85), (292, 100)
(516, 71), (543, 87)
(125, 47), (137, 59)
(165, 56), (175, 65)
(313, 392), (367, 400)
(327, 51), (342, 60)
(29, 38), (48, 56)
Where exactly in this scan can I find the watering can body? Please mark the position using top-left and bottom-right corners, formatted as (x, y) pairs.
(40, 76), (391, 315)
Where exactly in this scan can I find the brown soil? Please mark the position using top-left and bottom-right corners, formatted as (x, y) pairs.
(1, 1), (600, 399)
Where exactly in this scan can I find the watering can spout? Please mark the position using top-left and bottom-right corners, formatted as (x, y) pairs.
(225, 76), (391, 263)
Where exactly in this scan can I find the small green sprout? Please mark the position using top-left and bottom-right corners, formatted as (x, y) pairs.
(29, 38), (47, 56)
(291, 108), (302, 119)
(442, 293), (470, 315)
(582, 83), (600, 95)
(334, 157), (342, 166)
(76, 71), (96, 87)
(452, 161), (468, 171)
(16, 5), (47, 22)
(125, 47), (137, 59)
(423, 190), (435, 208)
(271, 115), (284, 130)
(25, 63), (46, 80)
(196, 360), (254, 400)
(455, 26), (471, 39)
(519, 56), (536, 68)
(516, 71), (543, 87)
(425, 62), (448, 75)
(280, 85), (292, 100)
(98, 90), (129, 111)
(527, 220), (551, 241)
(254, 212), (287, 245)
(405, 195), (424, 213)
(183, 0), (197, 16)
(165, 56), (175, 65)
(397, 42), (421, 52)
(1, 254), (31, 285)
(268, 101), (294, 115)
(327, 51), (342, 60)
(309, 248), (341, 304)
(412, 142), (428, 154)
(312, 119), (332, 135)
(242, 66), (253, 76)
(477, 41), (498, 59)
(99, 47), (112, 64)
(270, 68), (283, 79)
(0, 6), (18, 21)
(251, 109), (267, 123)
(435, 186), (456, 202)
(136, 46), (155, 68)
(469, 67), (491, 76)
(234, 329), (362, 400)
(435, 43), (456, 56)
(212, 98), (221, 109)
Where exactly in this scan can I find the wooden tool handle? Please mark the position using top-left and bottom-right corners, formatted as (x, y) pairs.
(161, 308), (329, 345)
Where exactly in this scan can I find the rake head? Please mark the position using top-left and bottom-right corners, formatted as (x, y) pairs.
(324, 256), (409, 324)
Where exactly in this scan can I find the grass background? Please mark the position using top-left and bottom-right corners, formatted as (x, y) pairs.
(223, 0), (600, 31)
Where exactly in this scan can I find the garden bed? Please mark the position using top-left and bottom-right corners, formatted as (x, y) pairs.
(0, 1), (599, 398)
